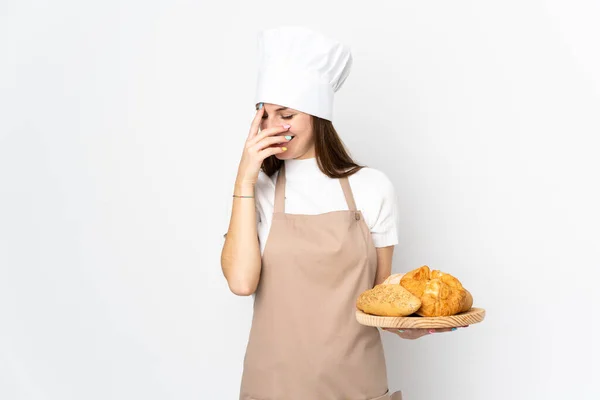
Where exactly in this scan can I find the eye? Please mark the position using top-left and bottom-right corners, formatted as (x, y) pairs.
(261, 114), (295, 120)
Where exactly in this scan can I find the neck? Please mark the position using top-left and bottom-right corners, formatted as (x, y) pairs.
(294, 146), (316, 160)
(284, 155), (319, 178)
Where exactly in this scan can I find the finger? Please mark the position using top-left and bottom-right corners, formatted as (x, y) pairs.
(389, 328), (428, 340)
(402, 330), (428, 340)
(257, 144), (288, 159)
(386, 328), (425, 334)
(248, 124), (291, 147)
(248, 124), (292, 147)
(247, 103), (265, 140)
(427, 328), (451, 334)
(432, 328), (454, 333)
(382, 328), (405, 333)
(425, 327), (460, 334)
(384, 329), (406, 339)
(252, 134), (292, 152)
(247, 103), (264, 140)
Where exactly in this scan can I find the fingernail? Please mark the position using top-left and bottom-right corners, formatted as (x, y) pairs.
(285, 135), (292, 140)
(281, 147), (287, 151)
(258, 102), (263, 109)
(428, 329), (436, 334)
(397, 329), (405, 333)
(283, 124), (291, 129)
(451, 327), (457, 331)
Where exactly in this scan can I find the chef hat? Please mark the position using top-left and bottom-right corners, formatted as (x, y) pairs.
(254, 25), (353, 121)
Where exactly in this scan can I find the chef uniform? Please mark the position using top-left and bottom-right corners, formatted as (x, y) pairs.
(238, 26), (403, 400)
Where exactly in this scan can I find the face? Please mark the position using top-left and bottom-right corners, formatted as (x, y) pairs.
(258, 102), (315, 160)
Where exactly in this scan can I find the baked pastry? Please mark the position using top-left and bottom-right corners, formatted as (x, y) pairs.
(360, 267), (474, 318)
(429, 269), (472, 313)
(461, 289), (473, 313)
(382, 273), (405, 285)
(399, 266), (430, 298)
(400, 265), (470, 317)
(417, 274), (466, 317)
(356, 283), (421, 317)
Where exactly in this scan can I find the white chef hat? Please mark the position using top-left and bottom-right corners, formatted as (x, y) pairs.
(254, 25), (353, 121)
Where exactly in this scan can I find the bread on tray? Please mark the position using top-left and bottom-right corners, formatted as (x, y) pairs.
(356, 283), (421, 317)
(357, 265), (474, 318)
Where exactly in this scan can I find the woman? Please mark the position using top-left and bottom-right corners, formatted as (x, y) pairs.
(221, 26), (455, 400)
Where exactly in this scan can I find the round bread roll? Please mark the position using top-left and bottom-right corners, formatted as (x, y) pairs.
(429, 269), (472, 313)
(461, 289), (473, 313)
(399, 265), (430, 297)
(400, 265), (471, 317)
(356, 283), (421, 317)
(416, 274), (466, 317)
(382, 273), (405, 285)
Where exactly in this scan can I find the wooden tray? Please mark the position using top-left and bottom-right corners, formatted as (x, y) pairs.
(356, 307), (486, 329)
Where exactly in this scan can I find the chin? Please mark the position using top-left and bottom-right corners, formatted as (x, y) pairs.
(275, 152), (294, 159)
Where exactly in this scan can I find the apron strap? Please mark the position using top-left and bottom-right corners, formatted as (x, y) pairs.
(339, 176), (358, 211)
(274, 162), (286, 213)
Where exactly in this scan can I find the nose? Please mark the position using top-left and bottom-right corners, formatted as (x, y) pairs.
(260, 114), (278, 131)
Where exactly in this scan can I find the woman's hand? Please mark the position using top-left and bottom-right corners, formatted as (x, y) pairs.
(236, 103), (293, 186)
(382, 326), (468, 340)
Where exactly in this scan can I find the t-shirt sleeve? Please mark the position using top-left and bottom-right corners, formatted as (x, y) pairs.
(370, 173), (400, 247)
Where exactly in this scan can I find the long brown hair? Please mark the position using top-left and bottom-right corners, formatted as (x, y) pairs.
(261, 116), (366, 178)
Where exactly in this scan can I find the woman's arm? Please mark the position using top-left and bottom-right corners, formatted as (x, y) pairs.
(220, 182), (262, 296)
(220, 104), (291, 296)
(373, 245), (395, 286)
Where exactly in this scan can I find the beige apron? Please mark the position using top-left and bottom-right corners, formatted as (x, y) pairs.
(240, 162), (403, 400)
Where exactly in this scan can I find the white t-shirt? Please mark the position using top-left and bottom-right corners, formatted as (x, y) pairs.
(233, 157), (399, 256)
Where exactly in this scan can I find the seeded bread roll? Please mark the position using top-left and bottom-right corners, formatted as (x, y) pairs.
(356, 283), (421, 317)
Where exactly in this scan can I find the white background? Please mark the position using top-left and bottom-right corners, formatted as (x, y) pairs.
(1, 1), (599, 399)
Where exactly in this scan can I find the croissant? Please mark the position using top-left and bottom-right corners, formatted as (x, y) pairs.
(399, 265), (471, 317)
